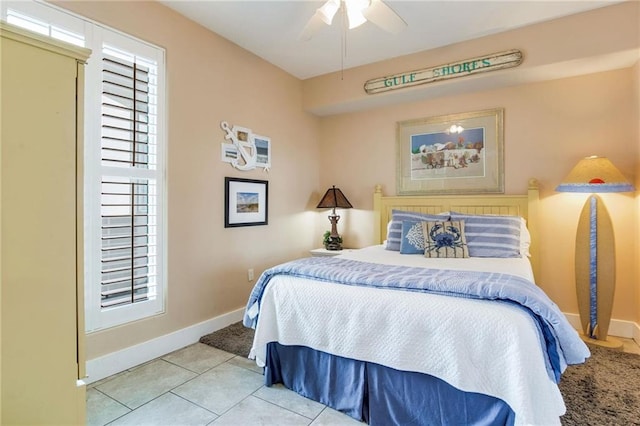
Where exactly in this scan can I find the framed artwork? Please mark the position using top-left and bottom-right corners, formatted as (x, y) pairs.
(396, 108), (504, 195)
(254, 135), (271, 169)
(224, 177), (268, 227)
(220, 121), (272, 172)
(235, 126), (251, 142)
(220, 143), (238, 163)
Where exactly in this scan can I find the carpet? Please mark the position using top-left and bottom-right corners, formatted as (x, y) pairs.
(199, 321), (254, 357)
(200, 324), (640, 424)
(559, 344), (640, 425)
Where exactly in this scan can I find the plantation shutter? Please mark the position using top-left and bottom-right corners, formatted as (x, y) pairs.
(100, 52), (157, 309)
(101, 54), (149, 168)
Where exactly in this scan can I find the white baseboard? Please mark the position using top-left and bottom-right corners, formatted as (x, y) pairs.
(85, 308), (244, 384)
(563, 312), (640, 345)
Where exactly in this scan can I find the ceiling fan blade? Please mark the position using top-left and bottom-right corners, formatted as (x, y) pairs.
(300, 11), (327, 41)
(362, 0), (407, 34)
(300, 0), (340, 41)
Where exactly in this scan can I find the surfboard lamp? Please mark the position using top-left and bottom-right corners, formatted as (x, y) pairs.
(317, 185), (353, 251)
(556, 156), (634, 348)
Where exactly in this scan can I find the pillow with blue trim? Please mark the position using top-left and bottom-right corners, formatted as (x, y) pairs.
(422, 220), (469, 258)
(450, 212), (521, 258)
(399, 221), (427, 254)
(385, 210), (449, 251)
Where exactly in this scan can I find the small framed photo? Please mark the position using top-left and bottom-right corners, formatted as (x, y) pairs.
(235, 126), (251, 142)
(254, 135), (271, 168)
(224, 177), (268, 227)
(221, 143), (238, 163)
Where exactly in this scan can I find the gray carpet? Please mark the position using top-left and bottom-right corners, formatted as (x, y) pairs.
(559, 344), (640, 425)
(199, 321), (254, 357)
(200, 324), (640, 424)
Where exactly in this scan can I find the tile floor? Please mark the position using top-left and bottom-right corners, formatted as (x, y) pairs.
(87, 338), (640, 426)
(87, 343), (363, 426)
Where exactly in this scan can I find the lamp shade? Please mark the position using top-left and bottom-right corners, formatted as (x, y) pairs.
(316, 186), (353, 209)
(555, 156), (634, 193)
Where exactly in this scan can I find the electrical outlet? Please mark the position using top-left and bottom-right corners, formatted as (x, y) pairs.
(248, 268), (254, 281)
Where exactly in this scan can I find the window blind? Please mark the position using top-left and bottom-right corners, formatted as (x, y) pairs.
(100, 178), (156, 308)
(100, 51), (158, 309)
(101, 54), (150, 168)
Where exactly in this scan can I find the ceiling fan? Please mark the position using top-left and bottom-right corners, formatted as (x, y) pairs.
(300, 0), (407, 41)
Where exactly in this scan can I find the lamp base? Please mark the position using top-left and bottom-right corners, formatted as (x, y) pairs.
(579, 334), (623, 350)
(325, 237), (343, 251)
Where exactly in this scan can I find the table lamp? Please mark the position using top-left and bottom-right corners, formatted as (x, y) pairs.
(556, 156), (634, 348)
(316, 185), (353, 250)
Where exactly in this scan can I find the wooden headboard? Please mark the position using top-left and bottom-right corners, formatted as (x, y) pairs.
(373, 178), (540, 280)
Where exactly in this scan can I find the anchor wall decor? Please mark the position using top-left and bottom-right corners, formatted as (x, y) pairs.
(220, 121), (271, 172)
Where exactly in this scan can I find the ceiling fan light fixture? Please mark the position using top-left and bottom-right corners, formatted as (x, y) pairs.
(345, 0), (369, 29)
(300, 0), (405, 41)
(318, 0), (340, 25)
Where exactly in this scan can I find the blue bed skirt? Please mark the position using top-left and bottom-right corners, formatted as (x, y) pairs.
(265, 343), (515, 426)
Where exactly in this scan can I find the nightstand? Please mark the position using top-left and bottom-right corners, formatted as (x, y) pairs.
(309, 248), (352, 257)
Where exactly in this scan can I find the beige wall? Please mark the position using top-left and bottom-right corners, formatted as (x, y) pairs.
(54, 1), (321, 359)
(316, 68), (637, 321)
(52, 0), (639, 361)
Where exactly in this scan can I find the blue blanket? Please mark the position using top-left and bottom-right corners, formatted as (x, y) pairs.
(243, 257), (590, 382)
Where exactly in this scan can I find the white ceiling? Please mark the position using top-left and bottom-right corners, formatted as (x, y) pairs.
(160, 0), (622, 80)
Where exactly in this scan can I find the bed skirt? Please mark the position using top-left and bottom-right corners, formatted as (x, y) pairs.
(264, 342), (515, 426)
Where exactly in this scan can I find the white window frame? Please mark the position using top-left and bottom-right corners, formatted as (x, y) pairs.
(2, 1), (167, 332)
(86, 27), (167, 331)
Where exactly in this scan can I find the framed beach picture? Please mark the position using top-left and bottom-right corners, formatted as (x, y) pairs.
(220, 143), (238, 163)
(224, 177), (268, 227)
(396, 108), (504, 195)
(254, 135), (271, 168)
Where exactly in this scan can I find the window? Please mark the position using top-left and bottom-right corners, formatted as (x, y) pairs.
(2, 1), (167, 332)
(94, 39), (164, 326)
(3, 3), (85, 47)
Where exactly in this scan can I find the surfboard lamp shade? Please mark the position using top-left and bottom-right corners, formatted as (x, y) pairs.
(317, 186), (353, 251)
(555, 156), (634, 193)
(556, 156), (634, 348)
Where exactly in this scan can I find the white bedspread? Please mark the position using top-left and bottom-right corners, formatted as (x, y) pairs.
(250, 246), (565, 425)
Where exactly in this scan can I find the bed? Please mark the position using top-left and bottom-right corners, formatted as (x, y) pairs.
(243, 179), (589, 426)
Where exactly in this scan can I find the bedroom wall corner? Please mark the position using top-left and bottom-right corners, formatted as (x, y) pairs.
(316, 67), (638, 325)
(310, 2), (640, 329)
(301, 1), (639, 117)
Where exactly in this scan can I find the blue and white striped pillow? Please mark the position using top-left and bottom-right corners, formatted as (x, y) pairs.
(449, 212), (522, 258)
(385, 210), (449, 251)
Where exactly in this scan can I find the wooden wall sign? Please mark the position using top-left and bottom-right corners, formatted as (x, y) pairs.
(364, 49), (523, 94)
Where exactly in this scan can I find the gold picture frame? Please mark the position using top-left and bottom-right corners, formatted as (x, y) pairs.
(396, 108), (504, 195)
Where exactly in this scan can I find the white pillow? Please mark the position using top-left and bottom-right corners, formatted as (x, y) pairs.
(520, 217), (531, 258)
